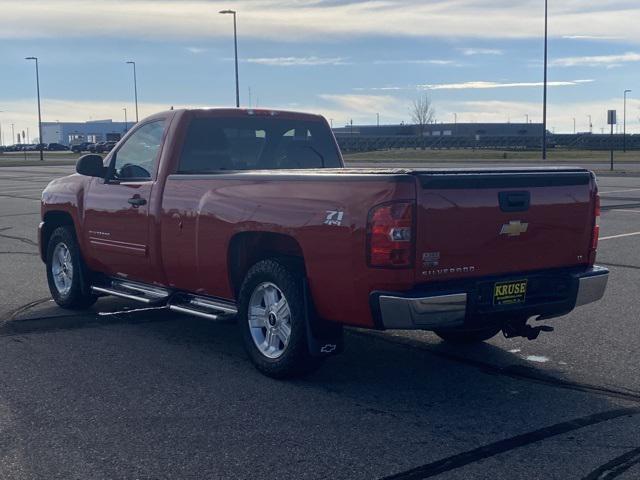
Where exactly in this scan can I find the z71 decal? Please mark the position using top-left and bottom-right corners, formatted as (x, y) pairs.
(324, 210), (344, 226)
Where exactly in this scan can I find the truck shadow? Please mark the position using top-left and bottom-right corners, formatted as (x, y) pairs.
(2, 302), (636, 479)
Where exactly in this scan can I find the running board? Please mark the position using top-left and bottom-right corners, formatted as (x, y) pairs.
(91, 280), (238, 320)
(168, 295), (238, 321)
(91, 280), (170, 305)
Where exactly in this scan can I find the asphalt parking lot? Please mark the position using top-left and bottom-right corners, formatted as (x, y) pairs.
(1, 164), (639, 479)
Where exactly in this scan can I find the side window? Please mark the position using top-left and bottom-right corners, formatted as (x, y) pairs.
(112, 120), (166, 180)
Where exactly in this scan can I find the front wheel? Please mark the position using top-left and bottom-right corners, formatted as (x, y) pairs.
(46, 226), (97, 309)
(434, 325), (502, 344)
(238, 259), (322, 378)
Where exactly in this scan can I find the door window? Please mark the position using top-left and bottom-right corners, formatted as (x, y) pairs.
(112, 120), (166, 180)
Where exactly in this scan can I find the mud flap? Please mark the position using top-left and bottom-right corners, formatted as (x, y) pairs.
(302, 278), (344, 357)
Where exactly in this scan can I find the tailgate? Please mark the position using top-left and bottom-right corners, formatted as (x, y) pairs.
(415, 169), (596, 281)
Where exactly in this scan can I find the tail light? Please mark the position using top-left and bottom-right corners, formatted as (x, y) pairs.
(367, 201), (414, 268)
(588, 193), (600, 264)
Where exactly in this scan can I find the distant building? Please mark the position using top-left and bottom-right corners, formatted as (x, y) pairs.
(333, 122), (544, 138)
(41, 120), (134, 146)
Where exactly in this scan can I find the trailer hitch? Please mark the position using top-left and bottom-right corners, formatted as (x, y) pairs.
(502, 320), (554, 341)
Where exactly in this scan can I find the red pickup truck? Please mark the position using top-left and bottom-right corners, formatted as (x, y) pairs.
(39, 108), (608, 377)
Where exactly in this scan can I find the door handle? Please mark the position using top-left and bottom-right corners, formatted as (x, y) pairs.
(128, 196), (147, 207)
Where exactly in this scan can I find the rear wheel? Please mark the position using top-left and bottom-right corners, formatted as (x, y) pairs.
(46, 226), (97, 309)
(434, 325), (502, 344)
(238, 259), (322, 378)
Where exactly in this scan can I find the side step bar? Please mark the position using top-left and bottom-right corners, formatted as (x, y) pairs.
(169, 296), (237, 321)
(91, 279), (237, 320)
(91, 280), (170, 304)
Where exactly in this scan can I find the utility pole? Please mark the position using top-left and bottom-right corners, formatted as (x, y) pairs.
(220, 10), (240, 107)
(542, 0), (548, 160)
(624, 89), (631, 152)
(126, 61), (139, 123)
(25, 56), (44, 160)
(588, 115), (593, 134)
(608, 110), (617, 171)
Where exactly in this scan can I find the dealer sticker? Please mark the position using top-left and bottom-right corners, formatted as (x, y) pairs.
(493, 280), (528, 306)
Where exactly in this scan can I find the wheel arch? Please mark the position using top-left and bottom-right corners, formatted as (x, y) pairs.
(41, 210), (76, 261)
(227, 231), (306, 299)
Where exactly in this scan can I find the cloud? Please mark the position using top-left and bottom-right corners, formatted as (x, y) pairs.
(186, 47), (208, 54)
(445, 98), (640, 133)
(562, 35), (622, 41)
(551, 52), (640, 67)
(459, 48), (503, 56)
(373, 59), (457, 65)
(318, 94), (399, 113)
(418, 80), (595, 90)
(245, 56), (348, 66)
(2, 0), (640, 43)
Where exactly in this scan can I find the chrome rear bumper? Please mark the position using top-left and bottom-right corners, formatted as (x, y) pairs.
(575, 267), (609, 307)
(373, 266), (609, 330)
(379, 293), (467, 330)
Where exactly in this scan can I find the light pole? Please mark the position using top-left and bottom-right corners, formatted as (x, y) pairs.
(0, 110), (3, 146)
(25, 56), (44, 161)
(624, 89), (632, 152)
(542, 0), (548, 160)
(123, 108), (128, 133)
(220, 9), (240, 108)
(573, 117), (576, 134)
(525, 114), (529, 124)
(588, 115), (593, 133)
(126, 61), (139, 123)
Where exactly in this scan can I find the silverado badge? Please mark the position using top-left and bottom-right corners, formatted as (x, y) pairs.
(500, 220), (529, 237)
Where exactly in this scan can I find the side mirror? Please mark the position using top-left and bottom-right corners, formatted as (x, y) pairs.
(76, 154), (106, 178)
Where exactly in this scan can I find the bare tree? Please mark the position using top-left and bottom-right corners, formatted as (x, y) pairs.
(411, 94), (435, 137)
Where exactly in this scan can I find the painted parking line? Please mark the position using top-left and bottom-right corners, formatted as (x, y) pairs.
(600, 231), (640, 241)
(600, 188), (640, 194)
(610, 208), (640, 213)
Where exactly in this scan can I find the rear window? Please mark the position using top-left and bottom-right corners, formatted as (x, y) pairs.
(177, 116), (341, 173)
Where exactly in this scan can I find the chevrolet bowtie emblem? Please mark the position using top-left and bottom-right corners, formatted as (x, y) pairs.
(500, 220), (529, 237)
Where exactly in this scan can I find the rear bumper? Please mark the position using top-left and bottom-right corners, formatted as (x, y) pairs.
(371, 266), (609, 330)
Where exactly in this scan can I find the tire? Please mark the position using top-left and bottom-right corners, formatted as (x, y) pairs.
(238, 259), (323, 378)
(434, 325), (502, 344)
(46, 226), (97, 310)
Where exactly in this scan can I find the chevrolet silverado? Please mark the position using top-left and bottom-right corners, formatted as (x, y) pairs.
(39, 108), (609, 377)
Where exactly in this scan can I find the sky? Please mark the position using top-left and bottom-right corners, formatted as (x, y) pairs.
(1, 0), (640, 143)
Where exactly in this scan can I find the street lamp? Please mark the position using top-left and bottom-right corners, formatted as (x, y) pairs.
(573, 117), (576, 134)
(588, 114), (593, 134)
(542, 0), (548, 160)
(25, 56), (44, 161)
(126, 61), (139, 123)
(220, 9), (240, 108)
(123, 108), (128, 133)
(624, 89), (632, 152)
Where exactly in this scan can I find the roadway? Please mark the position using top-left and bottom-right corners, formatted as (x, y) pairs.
(0, 164), (639, 479)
